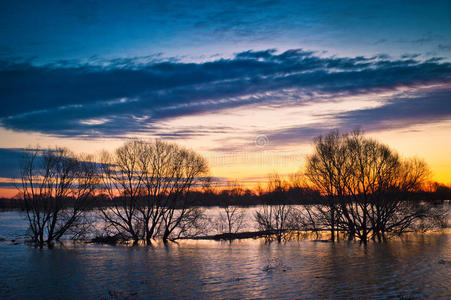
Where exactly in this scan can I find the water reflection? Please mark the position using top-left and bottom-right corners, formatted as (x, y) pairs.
(0, 212), (450, 299)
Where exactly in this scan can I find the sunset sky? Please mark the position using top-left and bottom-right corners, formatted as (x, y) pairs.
(1, 0), (451, 196)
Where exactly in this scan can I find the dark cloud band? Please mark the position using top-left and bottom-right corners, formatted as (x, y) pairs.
(1, 49), (451, 137)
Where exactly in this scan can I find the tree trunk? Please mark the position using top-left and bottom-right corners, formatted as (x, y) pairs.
(330, 207), (335, 242)
(162, 228), (170, 243)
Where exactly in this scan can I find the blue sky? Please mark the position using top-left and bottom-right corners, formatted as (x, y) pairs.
(1, 0), (451, 193)
(1, 1), (450, 63)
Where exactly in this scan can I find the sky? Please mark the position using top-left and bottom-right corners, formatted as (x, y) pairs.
(1, 0), (451, 196)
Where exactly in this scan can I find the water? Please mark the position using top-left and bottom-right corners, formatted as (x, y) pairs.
(0, 211), (450, 299)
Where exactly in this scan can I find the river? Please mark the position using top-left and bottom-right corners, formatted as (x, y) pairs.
(0, 210), (450, 299)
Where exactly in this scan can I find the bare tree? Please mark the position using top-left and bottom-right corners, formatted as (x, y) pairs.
(19, 148), (98, 247)
(255, 174), (293, 241)
(370, 157), (433, 240)
(158, 207), (209, 240)
(99, 139), (209, 245)
(217, 181), (247, 236)
(288, 173), (322, 238)
(304, 130), (444, 242)
(304, 131), (349, 241)
(141, 140), (208, 243)
(99, 140), (147, 245)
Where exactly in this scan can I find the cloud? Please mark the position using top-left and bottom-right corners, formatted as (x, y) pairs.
(336, 89), (451, 130)
(1, 49), (451, 137)
(267, 88), (451, 145)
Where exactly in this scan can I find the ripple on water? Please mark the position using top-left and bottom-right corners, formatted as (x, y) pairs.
(0, 212), (450, 299)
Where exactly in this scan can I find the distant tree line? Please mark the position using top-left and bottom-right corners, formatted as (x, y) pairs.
(3, 182), (449, 210)
(8, 131), (450, 247)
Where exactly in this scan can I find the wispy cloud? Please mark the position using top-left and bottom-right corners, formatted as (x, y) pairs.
(265, 87), (451, 145)
(1, 49), (451, 138)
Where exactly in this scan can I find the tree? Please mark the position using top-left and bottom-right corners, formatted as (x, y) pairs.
(154, 142), (209, 242)
(19, 148), (98, 247)
(287, 173), (323, 239)
(255, 174), (293, 241)
(305, 131), (349, 241)
(159, 207), (209, 240)
(216, 181), (247, 236)
(99, 139), (209, 245)
(305, 130), (443, 242)
(99, 140), (147, 245)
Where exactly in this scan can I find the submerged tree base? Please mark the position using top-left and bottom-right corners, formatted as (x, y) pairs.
(182, 230), (279, 240)
(85, 227), (449, 245)
(89, 234), (123, 245)
(180, 229), (333, 241)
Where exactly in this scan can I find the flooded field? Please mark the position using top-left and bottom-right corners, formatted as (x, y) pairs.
(0, 210), (450, 299)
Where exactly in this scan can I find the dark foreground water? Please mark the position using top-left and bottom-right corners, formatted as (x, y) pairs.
(0, 212), (450, 299)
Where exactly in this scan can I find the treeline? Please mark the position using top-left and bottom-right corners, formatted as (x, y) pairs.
(9, 131), (450, 247)
(3, 183), (450, 210)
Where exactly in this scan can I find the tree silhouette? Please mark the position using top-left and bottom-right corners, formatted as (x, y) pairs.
(305, 130), (444, 242)
(19, 148), (98, 247)
(99, 139), (208, 245)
